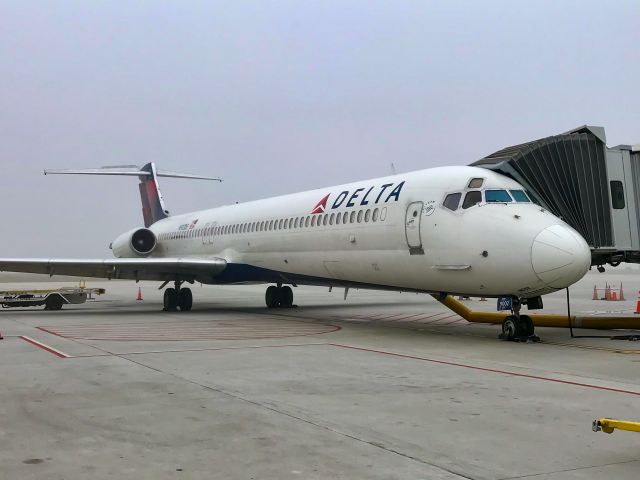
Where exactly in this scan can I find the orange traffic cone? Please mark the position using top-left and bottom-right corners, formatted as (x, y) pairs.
(592, 285), (598, 300)
(136, 287), (143, 301)
(612, 290), (617, 301)
(619, 283), (625, 301)
(635, 291), (640, 314)
(605, 284), (611, 301)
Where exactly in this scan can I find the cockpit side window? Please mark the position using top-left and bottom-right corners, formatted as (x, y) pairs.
(485, 189), (513, 203)
(443, 192), (462, 211)
(462, 191), (482, 209)
(509, 190), (530, 203)
(468, 178), (484, 188)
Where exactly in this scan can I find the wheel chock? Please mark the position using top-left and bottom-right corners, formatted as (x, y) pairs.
(593, 418), (640, 434)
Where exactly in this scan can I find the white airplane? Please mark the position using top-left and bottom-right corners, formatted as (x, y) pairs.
(0, 162), (591, 339)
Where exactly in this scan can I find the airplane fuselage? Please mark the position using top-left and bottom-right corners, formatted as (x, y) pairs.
(122, 166), (591, 298)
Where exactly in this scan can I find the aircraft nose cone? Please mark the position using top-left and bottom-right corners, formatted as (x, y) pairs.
(531, 224), (591, 289)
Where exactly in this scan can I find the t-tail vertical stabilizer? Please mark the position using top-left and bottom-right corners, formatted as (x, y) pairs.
(44, 163), (222, 227)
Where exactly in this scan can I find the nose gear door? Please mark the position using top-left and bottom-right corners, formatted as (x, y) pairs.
(405, 202), (424, 255)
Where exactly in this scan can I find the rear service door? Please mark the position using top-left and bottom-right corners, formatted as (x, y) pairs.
(405, 202), (424, 255)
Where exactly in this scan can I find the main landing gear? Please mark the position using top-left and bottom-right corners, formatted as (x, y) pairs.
(499, 297), (540, 343)
(265, 285), (294, 309)
(163, 281), (193, 312)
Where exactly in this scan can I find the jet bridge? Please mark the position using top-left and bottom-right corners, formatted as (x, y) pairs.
(471, 125), (640, 267)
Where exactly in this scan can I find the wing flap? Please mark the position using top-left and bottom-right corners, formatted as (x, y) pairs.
(0, 258), (227, 282)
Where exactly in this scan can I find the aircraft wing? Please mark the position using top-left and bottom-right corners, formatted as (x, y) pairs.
(0, 258), (227, 282)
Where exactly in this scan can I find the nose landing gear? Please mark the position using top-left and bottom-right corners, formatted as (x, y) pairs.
(499, 297), (540, 342)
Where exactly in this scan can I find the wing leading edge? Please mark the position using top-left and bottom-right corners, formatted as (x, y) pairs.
(0, 258), (227, 283)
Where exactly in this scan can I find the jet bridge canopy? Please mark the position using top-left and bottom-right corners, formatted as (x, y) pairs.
(471, 126), (640, 266)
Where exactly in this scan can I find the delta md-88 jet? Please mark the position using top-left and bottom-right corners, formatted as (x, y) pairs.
(0, 162), (591, 340)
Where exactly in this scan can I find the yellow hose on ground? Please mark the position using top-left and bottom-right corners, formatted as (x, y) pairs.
(432, 295), (640, 330)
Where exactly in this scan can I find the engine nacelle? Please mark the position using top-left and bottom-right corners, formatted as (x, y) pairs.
(110, 228), (157, 258)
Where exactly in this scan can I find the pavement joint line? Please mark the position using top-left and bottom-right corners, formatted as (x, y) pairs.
(329, 343), (640, 396)
(496, 458), (640, 479)
(25, 319), (472, 477)
(108, 350), (475, 480)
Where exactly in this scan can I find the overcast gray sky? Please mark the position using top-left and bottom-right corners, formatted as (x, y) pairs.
(1, 0), (638, 257)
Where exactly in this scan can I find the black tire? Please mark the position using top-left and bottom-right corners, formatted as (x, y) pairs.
(178, 288), (193, 311)
(265, 286), (279, 308)
(520, 315), (535, 337)
(163, 288), (178, 311)
(502, 315), (521, 340)
(44, 294), (64, 311)
(280, 286), (293, 308)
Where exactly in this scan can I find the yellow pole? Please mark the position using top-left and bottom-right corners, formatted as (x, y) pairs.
(593, 418), (640, 434)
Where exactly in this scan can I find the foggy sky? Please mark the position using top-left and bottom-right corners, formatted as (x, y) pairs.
(1, 0), (638, 257)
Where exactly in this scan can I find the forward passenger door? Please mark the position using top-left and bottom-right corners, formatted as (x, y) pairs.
(405, 202), (424, 255)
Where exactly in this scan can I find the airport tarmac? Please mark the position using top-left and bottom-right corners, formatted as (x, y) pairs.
(1, 271), (640, 479)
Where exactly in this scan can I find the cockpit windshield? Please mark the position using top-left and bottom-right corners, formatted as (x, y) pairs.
(485, 189), (513, 203)
(443, 184), (532, 212)
(462, 191), (482, 209)
(509, 190), (531, 203)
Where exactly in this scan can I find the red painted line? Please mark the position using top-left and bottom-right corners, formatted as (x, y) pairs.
(441, 315), (466, 325)
(374, 312), (415, 321)
(36, 327), (65, 338)
(412, 312), (450, 322)
(366, 312), (398, 319)
(390, 312), (430, 322)
(418, 314), (452, 325)
(329, 344), (640, 397)
(20, 336), (71, 358)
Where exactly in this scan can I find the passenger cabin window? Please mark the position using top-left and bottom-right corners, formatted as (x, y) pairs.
(462, 191), (482, 209)
(443, 192), (462, 211)
(485, 189), (512, 203)
(610, 181), (625, 209)
(510, 190), (530, 203)
(468, 178), (484, 188)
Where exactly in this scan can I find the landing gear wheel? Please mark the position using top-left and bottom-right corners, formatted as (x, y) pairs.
(163, 288), (178, 311)
(280, 286), (293, 308)
(44, 294), (63, 311)
(265, 286), (280, 308)
(178, 288), (193, 311)
(501, 315), (522, 341)
(520, 315), (535, 337)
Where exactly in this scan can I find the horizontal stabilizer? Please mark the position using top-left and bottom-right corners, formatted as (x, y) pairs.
(44, 165), (222, 182)
(44, 162), (222, 227)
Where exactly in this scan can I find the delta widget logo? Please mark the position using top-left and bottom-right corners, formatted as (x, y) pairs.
(311, 194), (330, 214)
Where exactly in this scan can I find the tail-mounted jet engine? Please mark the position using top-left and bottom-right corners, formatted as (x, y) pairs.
(110, 228), (157, 258)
